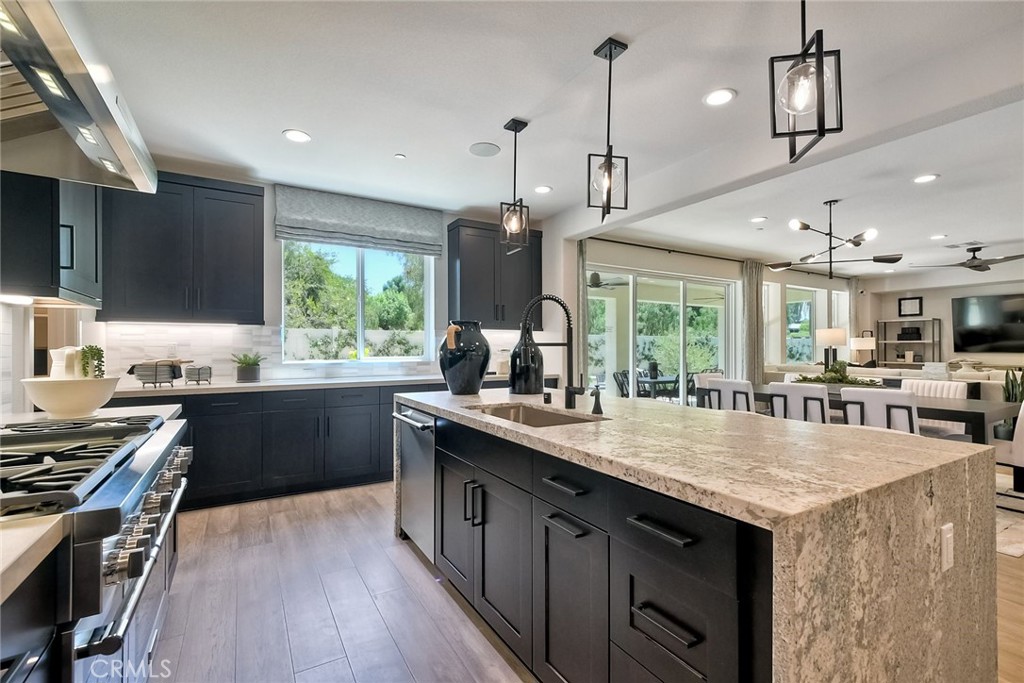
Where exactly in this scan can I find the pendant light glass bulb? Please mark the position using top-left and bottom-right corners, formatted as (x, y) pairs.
(502, 205), (525, 234)
(591, 160), (623, 194)
(777, 61), (833, 116)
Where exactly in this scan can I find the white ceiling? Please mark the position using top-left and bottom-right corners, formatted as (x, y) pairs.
(67, 1), (1024, 276)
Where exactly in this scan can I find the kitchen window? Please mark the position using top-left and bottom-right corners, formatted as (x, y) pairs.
(282, 240), (432, 361)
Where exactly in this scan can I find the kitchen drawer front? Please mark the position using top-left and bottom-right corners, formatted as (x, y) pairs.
(608, 479), (738, 597)
(610, 644), (663, 683)
(381, 383), (447, 406)
(533, 452), (609, 529)
(186, 392), (262, 416)
(610, 539), (739, 683)
(262, 389), (325, 412)
(325, 386), (380, 408)
(435, 418), (532, 491)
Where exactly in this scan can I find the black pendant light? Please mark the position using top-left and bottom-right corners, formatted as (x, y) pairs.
(769, 0), (843, 163)
(500, 118), (529, 254)
(767, 200), (902, 279)
(587, 37), (628, 221)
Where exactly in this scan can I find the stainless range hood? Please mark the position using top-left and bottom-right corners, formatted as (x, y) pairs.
(0, 0), (156, 193)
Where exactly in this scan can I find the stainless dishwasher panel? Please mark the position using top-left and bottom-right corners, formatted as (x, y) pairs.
(395, 406), (436, 562)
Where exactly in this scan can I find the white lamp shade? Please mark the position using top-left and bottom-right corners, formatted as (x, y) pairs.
(850, 337), (877, 351)
(816, 327), (848, 346)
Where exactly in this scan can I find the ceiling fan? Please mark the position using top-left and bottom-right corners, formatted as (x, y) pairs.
(587, 272), (628, 289)
(910, 246), (1024, 273)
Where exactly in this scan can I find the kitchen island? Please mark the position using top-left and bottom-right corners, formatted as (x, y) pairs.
(393, 388), (996, 682)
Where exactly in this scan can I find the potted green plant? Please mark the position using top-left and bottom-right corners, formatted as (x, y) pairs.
(795, 360), (880, 386)
(232, 352), (267, 383)
(994, 369), (1022, 441)
(80, 345), (106, 378)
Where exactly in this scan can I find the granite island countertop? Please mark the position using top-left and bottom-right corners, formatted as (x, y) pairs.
(394, 388), (998, 682)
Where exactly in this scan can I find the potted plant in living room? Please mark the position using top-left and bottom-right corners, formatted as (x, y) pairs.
(232, 352), (267, 383)
(994, 369), (1022, 441)
(794, 360), (880, 386)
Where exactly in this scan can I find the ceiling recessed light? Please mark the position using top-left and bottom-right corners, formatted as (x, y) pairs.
(750, 216), (767, 223)
(283, 129), (311, 143)
(913, 174), (940, 184)
(534, 185), (552, 194)
(702, 88), (737, 106)
(393, 153), (406, 160)
(469, 142), (500, 157)
(884, 269), (895, 273)
(929, 234), (947, 240)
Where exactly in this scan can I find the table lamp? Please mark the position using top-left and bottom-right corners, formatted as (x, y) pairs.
(850, 336), (876, 364)
(816, 328), (848, 367)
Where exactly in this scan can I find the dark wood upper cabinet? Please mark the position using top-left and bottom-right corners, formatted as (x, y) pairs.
(447, 218), (542, 331)
(98, 173), (264, 323)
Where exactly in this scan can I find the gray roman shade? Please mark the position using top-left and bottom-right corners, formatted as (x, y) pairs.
(274, 184), (444, 257)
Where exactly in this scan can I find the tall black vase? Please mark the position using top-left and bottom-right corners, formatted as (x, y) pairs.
(510, 321), (545, 394)
(438, 321), (491, 395)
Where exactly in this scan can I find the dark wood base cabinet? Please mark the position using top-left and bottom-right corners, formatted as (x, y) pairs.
(431, 419), (772, 683)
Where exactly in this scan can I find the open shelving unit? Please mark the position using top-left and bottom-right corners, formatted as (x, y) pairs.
(876, 318), (942, 368)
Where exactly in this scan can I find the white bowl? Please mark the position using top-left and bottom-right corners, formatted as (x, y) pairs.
(20, 377), (120, 419)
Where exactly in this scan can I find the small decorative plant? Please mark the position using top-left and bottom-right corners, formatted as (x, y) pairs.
(81, 345), (105, 378)
(795, 360), (879, 386)
(232, 352), (267, 383)
(995, 369), (1023, 440)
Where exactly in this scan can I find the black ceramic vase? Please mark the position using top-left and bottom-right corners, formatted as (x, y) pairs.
(438, 321), (490, 395)
(509, 321), (545, 394)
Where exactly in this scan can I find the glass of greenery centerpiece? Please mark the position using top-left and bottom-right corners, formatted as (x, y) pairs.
(794, 361), (881, 386)
(994, 370), (1022, 441)
(232, 352), (267, 383)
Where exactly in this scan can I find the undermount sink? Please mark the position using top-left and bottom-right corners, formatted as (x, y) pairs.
(471, 403), (608, 428)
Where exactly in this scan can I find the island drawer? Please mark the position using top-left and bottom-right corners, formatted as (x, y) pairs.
(435, 419), (532, 491)
(610, 539), (739, 683)
(186, 392), (262, 416)
(262, 389), (325, 411)
(533, 452), (609, 529)
(607, 479), (738, 597)
(325, 386), (380, 407)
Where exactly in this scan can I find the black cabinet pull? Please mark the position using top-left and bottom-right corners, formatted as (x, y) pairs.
(462, 479), (474, 522)
(210, 401), (239, 407)
(196, 287), (201, 311)
(541, 476), (586, 497)
(630, 603), (702, 650)
(542, 513), (586, 538)
(626, 515), (694, 548)
(501, 304), (505, 320)
(470, 484), (483, 527)
(494, 304), (499, 321)
(326, 416), (331, 438)
(184, 286), (190, 310)
(282, 397), (307, 403)
(315, 416), (320, 438)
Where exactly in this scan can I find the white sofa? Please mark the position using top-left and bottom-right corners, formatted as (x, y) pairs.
(762, 365), (1013, 402)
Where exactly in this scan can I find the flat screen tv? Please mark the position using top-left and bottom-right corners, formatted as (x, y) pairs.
(951, 294), (1024, 353)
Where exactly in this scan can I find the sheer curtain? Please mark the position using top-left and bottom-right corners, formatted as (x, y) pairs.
(742, 260), (765, 384)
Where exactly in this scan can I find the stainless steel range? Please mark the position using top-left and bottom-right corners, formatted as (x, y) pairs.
(0, 413), (189, 683)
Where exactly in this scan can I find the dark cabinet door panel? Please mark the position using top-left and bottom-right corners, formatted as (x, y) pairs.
(262, 408), (324, 488)
(473, 468), (533, 665)
(499, 242), (535, 328)
(100, 182), (193, 321)
(186, 412), (262, 501)
(192, 187), (264, 323)
(58, 180), (102, 301)
(435, 450), (475, 601)
(323, 405), (379, 478)
(451, 226), (500, 325)
(533, 499), (609, 683)
(1, 171), (58, 295)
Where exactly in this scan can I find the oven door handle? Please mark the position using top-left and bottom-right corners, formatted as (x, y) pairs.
(75, 480), (187, 659)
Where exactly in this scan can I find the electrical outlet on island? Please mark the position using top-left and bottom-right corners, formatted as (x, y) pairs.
(940, 523), (954, 571)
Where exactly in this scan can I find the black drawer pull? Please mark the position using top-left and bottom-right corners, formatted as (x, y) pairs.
(282, 397), (307, 403)
(210, 401), (240, 407)
(631, 603), (702, 650)
(542, 514), (586, 538)
(541, 476), (586, 497)
(463, 479), (474, 522)
(470, 484), (483, 527)
(626, 516), (694, 548)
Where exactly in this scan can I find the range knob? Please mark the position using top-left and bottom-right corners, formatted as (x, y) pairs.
(131, 522), (158, 543)
(171, 455), (190, 475)
(116, 533), (151, 553)
(103, 548), (146, 585)
(138, 513), (161, 528)
(142, 491), (172, 515)
(155, 470), (182, 493)
(172, 446), (193, 465)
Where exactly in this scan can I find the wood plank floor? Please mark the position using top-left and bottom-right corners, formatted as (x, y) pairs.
(155, 482), (1024, 683)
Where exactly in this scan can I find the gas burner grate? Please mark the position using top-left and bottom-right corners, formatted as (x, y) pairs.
(8, 420), (95, 433)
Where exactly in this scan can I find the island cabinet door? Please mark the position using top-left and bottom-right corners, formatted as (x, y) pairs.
(473, 468), (534, 666)
(532, 499), (609, 683)
(435, 449), (476, 600)
(610, 538), (739, 683)
(323, 405), (380, 478)
(262, 408), (325, 488)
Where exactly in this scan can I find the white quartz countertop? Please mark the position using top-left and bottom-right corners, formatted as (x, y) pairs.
(112, 373), (557, 398)
(395, 388), (990, 531)
(0, 514), (66, 603)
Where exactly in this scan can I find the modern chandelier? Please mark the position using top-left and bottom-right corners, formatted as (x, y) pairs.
(767, 200), (902, 279)
(500, 117), (529, 254)
(769, 0), (844, 163)
(587, 37), (629, 221)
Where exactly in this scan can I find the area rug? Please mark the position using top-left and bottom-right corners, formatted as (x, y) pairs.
(996, 506), (1024, 558)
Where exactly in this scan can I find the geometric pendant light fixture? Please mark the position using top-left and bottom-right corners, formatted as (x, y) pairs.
(587, 37), (629, 221)
(769, 0), (844, 163)
(500, 117), (530, 254)
(766, 200), (902, 279)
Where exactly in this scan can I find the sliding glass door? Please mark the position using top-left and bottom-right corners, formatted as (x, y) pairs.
(635, 277), (683, 401)
(586, 270), (631, 394)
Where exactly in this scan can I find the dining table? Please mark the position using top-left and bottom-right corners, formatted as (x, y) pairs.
(636, 376), (680, 397)
(695, 383), (1019, 445)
